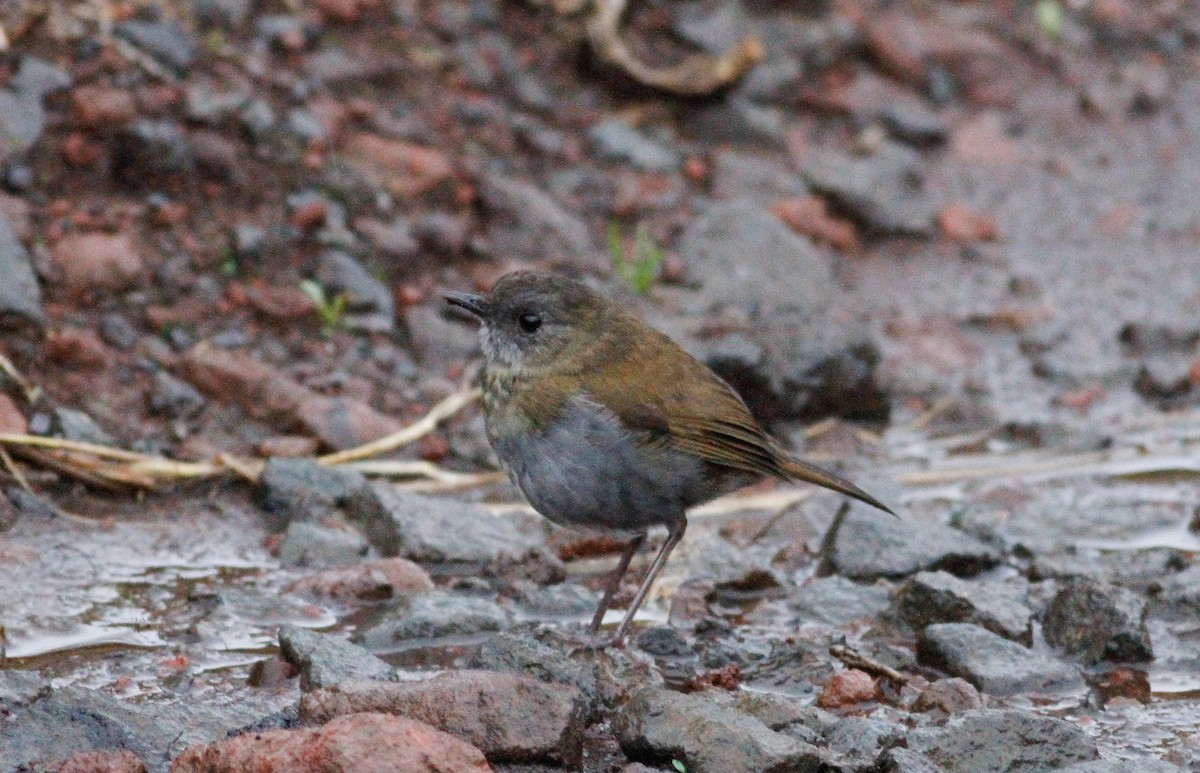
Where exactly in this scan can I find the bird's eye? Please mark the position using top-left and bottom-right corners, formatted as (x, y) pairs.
(517, 312), (542, 333)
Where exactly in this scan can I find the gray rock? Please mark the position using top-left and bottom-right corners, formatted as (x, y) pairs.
(113, 20), (197, 73)
(473, 627), (664, 722)
(149, 371), (207, 419)
(259, 457), (368, 531)
(895, 571), (1033, 644)
(0, 210), (44, 331)
(880, 99), (948, 147)
(1052, 759), (1184, 772)
(912, 677), (983, 714)
(0, 89), (45, 159)
(907, 709), (1098, 772)
(677, 201), (884, 420)
(284, 108), (327, 143)
(588, 119), (680, 172)
(300, 671), (587, 767)
(918, 623), (1082, 696)
(673, 0), (750, 54)
(232, 222), (267, 260)
(711, 150), (808, 204)
(112, 120), (195, 184)
(345, 483), (546, 567)
(1150, 564), (1200, 619)
(479, 172), (592, 260)
(355, 590), (509, 649)
(614, 687), (827, 773)
(823, 716), (906, 769)
(193, 0), (254, 28)
(685, 98), (787, 147)
(515, 581), (598, 619)
(314, 250), (394, 331)
(1043, 579), (1153, 664)
(9, 57), (72, 99)
(0, 670), (48, 706)
(277, 521), (370, 568)
(184, 84), (248, 124)
(357, 218), (420, 259)
(278, 624), (395, 690)
(820, 505), (1001, 581)
(99, 314), (138, 350)
(0, 685), (270, 773)
(733, 693), (838, 746)
(879, 747), (949, 773)
(53, 408), (115, 446)
(795, 141), (936, 235)
(790, 575), (892, 625)
(238, 98), (277, 138)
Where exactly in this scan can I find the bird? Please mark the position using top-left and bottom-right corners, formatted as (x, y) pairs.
(447, 271), (893, 646)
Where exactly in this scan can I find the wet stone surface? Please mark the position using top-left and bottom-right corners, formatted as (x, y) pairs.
(1, 0), (1200, 771)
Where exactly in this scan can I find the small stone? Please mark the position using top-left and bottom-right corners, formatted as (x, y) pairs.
(614, 687), (826, 773)
(277, 625), (394, 690)
(0, 90), (45, 158)
(711, 150), (808, 204)
(256, 435), (319, 458)
(816, 669), (878, 708)
(345, 483), (547, 567)
(894, 571), (1033, 644)
(820, 505), (1001, 581)
(170, 713), (491, 773)
(112, 120), (196, 184)
(53, 408), (115, 446)
(277, 521), (370, 568)
(258, 457), (368, 531)
(918, 623), (1082, 696)
(588, 119), (680, 172)
(51, 233), (143, 294)
(342, 134), (453, 198)
(314, 249), (394, 330)
(299, 671), (586, 767)
(70, 86), (137, 129)
(9, 57), (72, 99)
(113, 20), (197, 73)
(287, 557), (434, 599)
(0, 210), (44, 331)
(149, 371), (206, 419)
(479, 172), (592, 260)
(912, 677), (983, 714)
(46, 328), (109, 370)
(356, 590), (509, 649)
(685, 98), (787, 147)
(1043, 579), (1153, 664)
(0, 393), (26, 435)
(937, 204), (999, 244)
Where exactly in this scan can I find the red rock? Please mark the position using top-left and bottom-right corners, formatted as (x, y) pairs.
(1057, 384), (1106, 412)
(950, 112), (1019, 164)
(50, 233), (143, 294)
(937, 204), (999, 244)
(71, 86), (138, 128)
(770, 196), (860, 251)
(682, 663), (741, 692)
(287, 557), (434, 599)
(913, 677), (983, 714)
(169, 712), (492, 773)
(299, 671), (586, 767)
(46, 327), (111, 370)
(176, 345), (403, 450)
(288, 200), (328, 232)
(1089, 668), (1150, 706)
(0, 392), (27, 434)
(257, 435), (320, 458)
(342, 134), (453, 198)
(1189, 359), (1200, 386)
(314, 0), (364, 22)
(816, 669), (878, 709)
(682, 156), (707, 182)
(243, 284), (317, 322)
(61, 132), (103, 167)
(44, 750), (148, 773)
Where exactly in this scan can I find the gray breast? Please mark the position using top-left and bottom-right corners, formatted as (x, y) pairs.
(490, 395), (706, 534)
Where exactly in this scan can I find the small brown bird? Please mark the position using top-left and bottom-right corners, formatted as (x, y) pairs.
(448, 271), (892, 646)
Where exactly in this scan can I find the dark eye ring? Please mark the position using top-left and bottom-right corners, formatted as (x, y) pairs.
(517, 312), (542, 333)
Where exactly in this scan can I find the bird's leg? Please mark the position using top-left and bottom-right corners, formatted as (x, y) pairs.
(610, 520), (687, 647)
(590, 533), (646, 633)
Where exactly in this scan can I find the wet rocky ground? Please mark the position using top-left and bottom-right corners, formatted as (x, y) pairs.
(2, 0), (1200, 771)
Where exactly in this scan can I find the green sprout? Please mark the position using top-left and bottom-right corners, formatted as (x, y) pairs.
(607, 220), (665, 295)
(1035, 0), (1063, 38)
(299, 279), (347, 336)
(672, 760), (688, 773)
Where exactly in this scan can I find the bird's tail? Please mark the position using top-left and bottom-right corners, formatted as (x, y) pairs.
(778, 456), (895, 516)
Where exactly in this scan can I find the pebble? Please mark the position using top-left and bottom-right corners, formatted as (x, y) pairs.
(277, 624), (395, 690)
(258, 457), (368, 531)
(1043, 578), (1153, 664)
(276, 521), (370, 568)
(894, 570), (1033, 644)
(149, 371), (207, 419)
(113, 20), (198, 73)
(907, 709), (1099, 773)
(0, 90), (46, 158)
(354, 590), (510, 649)
(0, 210), (45, 331)
(478, 172), (593, 260)
(588, 119), (680, 172)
